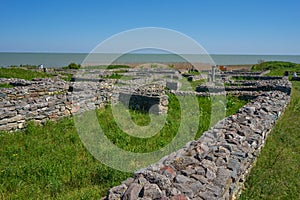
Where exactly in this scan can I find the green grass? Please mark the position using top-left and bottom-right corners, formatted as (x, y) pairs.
(180, 78), (205, 91)
(105, 73), (123, 79)
(240, 81), (300, 199)
(82, 65), (108, 69)
(105, 73), (134, 80)
(97, 94), (248, 151)
(251, 61), (300, 76)
(82, 65), (130, 70)
(0, 67), (52, 80)
(183, 71), (202, 75)
(0, 119), (132, 199)
(8, 64), (38, 69)
(59, 73), (73, 82)
(0, 94), (246, 199)
(0, 83), (14, 88)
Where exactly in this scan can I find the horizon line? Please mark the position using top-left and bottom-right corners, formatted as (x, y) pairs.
(0, 51), (300, 56)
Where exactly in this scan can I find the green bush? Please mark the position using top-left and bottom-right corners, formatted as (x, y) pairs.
(106, 73), (122, 79)
(251, 61), (300, 76)
(63, 63), (81, 69)
(252, 61), (298, 71)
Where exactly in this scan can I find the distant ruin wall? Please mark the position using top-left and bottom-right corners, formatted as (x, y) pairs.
(196, 78), (291, 94)
(231, 76), (282, 80)
(105, 80), (292, 200)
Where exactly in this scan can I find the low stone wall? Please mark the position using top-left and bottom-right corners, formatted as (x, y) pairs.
(196, 79), (291, 94)
(0, 78), (170, 131)
(0, 78), (113, 131)
(166, 81), (181, 91)
(223, 71), (262, 76)
(187, 74), (207, 82)
(116, 84), (169, 115)
(105, 80), (292, 200)
(231, 76), (282, 80)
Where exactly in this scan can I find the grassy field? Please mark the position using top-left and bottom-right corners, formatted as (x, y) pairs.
(252, 61), (300, 76)
(0, 94), (247, 199)
(0, 67), (52, 80)
(240, 81), (300, 199)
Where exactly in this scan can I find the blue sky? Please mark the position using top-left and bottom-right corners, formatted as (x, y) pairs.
(0, 0), (299, 54)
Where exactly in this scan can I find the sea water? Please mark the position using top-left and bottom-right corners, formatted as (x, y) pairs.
(0, 53), (300, 68)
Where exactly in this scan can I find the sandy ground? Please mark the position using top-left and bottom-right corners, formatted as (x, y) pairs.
(112, 62), (254, 71)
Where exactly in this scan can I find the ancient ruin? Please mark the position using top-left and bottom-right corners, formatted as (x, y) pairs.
(0, 66), (292, 199)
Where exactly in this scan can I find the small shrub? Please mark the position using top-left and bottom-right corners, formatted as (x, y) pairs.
(62, 63), (81, 69)
(252, 61), (298, 71)
(106, 73), (122, 79)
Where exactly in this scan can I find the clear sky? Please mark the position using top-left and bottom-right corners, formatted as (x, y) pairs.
(1, 0), (299, 54)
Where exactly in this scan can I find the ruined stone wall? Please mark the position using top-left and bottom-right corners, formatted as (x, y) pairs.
(118, 93), (168, 115)
(105, 79), (292, 200)
(231, 76), (282, 80)
(0, 78), (169, 131)
(0, 78), (113, 131)
(196, 78), (291, 94)
(116, 84), (169, 115)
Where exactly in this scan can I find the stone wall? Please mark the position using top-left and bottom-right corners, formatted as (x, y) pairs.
(0, 77), (170, 131)
(105, 79), (292, 200)
(118, 93), (168, 115)
(231, 76), (282, 80)
(196, 78), (291, 94)
(0, 78), (113, 131)
(116, 84), (169, 115)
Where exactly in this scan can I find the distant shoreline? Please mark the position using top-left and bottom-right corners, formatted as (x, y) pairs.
(1, 53), (300, 68)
